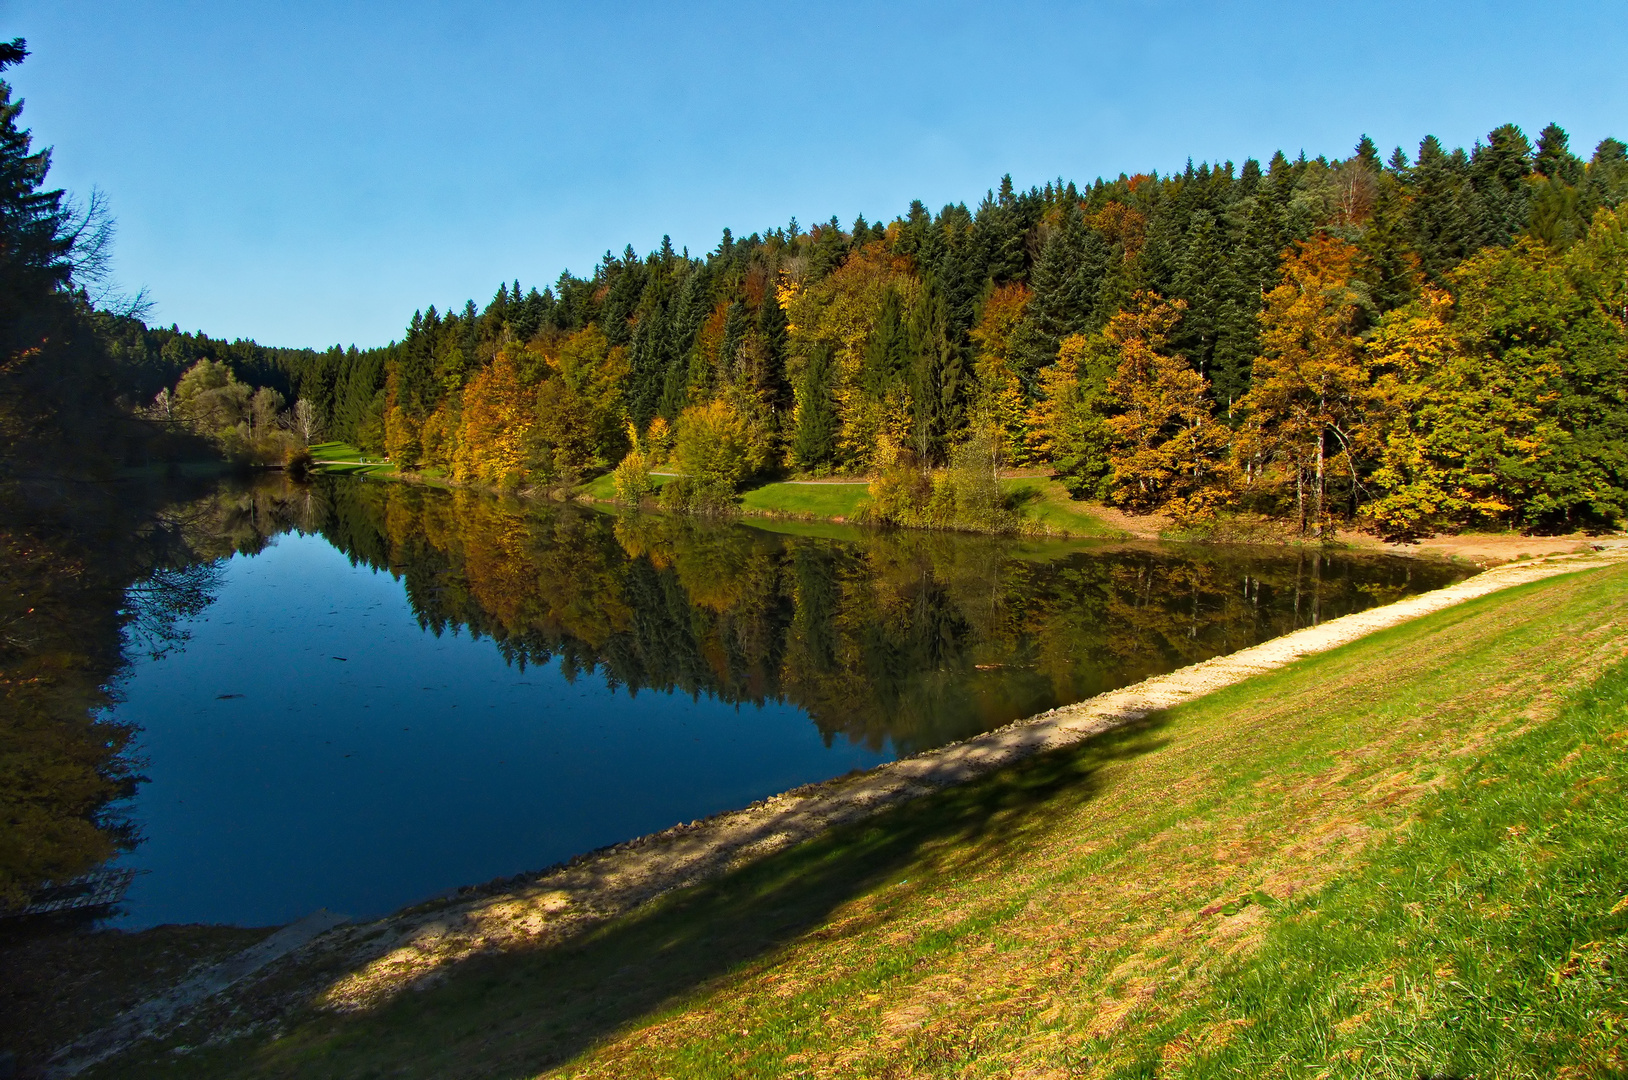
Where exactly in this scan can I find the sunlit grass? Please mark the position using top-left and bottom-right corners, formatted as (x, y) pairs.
(740, 481), (871, 519)
(576, 472), (674, 502)
(308, 442), (395, 475)
(108, 564), (1628, 1079)
(1003, 476), (1119, 536)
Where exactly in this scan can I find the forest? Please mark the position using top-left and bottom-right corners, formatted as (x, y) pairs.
(122, 123), (1628, 540)
(7, 35), (1628, 547)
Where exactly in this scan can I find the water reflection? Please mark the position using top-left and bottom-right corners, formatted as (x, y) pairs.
(307, 475), (1464, 755)
(6, 472), (1471, 923)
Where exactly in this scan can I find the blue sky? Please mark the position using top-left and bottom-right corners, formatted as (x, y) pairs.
(10, 1), (1627, 350)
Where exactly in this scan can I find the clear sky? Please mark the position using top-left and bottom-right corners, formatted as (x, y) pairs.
(9, 1), (1627, 350)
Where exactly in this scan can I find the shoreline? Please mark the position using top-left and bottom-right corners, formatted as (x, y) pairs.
(314, 457), (1617, 568)
(46, 543), (1628, 1073)
(305, 544), (1628, 1015)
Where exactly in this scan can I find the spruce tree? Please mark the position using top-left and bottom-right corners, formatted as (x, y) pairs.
(1408, 135), (1477, 281)
(0, 38), (72, 336)
(861, 288), (909, 398)
(1171, 209), (1223, 378)
(907, 276), (964, 462)
(1362, 172), (1419, 312)
(1586, 138), (1628, 213)
(1468, 123), (1533, 247)
(756, 288), (791, 411)
(1533, 124), (1585, 186)
(791, 343), (838, 469)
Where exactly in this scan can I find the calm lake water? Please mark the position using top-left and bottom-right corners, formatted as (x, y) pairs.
(103, 476), (1471, 928)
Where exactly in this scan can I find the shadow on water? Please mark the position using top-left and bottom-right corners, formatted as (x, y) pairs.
(216, 715), (1175, 1079)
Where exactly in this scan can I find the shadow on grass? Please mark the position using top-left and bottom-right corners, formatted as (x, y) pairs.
(188, 716), (1174, 1080)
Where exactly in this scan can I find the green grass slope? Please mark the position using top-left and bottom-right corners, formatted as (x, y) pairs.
(740, 481), (872, 520)
(307, 442), (397, 476)
(112, 564), (1628, 1079)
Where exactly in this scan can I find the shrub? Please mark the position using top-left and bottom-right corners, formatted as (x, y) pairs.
(674, 401), (750, 494)
(612, 448), (653, 505)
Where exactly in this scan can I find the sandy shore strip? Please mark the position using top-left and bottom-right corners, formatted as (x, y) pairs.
(307, 543), (1628, 1013)
(53, 541), (1628, 1070)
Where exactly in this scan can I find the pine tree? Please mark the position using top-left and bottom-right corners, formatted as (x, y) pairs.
(791, 343), (838, 470)
(1468, 124), (1533, 247)
(1533, 123), (1585, 186)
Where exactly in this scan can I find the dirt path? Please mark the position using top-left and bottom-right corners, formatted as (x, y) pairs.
(60, 544), (1628, 1071)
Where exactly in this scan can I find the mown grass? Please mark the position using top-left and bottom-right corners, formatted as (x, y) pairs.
(740, 481), (872, 519)
(1003, 476), (1120, 536)
(576, 471), (675, 502)
(737, 475), (1117, 536)
(307, 442), (396, 476)
(107, 564), (1628, 1079)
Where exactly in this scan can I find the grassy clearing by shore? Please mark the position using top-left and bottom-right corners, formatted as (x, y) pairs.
(740, 481), (872, 519)
(576, 470), (1117, 538)
(307, 442), (396, 476)
(1003, 476), (1121, 536)
(99, 562), (1628, 1078)
(576, 472), (675, 502)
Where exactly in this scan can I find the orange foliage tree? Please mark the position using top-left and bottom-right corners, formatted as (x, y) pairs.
(1236, 236), (1380, 536)
(452, 349), (531, 487)
(1104, 294), (1232, 518)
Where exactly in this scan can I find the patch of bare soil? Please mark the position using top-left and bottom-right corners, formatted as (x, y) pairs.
(1349, 531), (1628, 566)
(49, 548), (1628, 1074)
(1077, 503), (1172, 539)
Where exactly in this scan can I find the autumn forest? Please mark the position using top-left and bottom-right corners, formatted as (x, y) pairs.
(109, 123), (1626, 543)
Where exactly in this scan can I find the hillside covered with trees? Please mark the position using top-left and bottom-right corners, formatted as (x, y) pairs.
(156, 122), (1621, 540)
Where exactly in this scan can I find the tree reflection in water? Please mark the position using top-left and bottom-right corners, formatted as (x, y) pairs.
(307, 475), (1465, 755)
(1, 472), (1469, 912)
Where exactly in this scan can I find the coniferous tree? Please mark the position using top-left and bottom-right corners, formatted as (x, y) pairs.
(907, 276), (964, 463)
(1408, 136), (1478, 281)
(862, 288), (909, 398)
(1586, 138), (1628, 213)
(0, 38), (72, 340)
(755, 287), (791, 411)
(1468, 123), (1533, 247)
(792, 343), (838, 470)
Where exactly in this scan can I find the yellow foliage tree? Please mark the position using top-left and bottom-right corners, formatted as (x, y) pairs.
(1236, 236), (1380, 536)
(968, 283), (1034, 464)
(1104, 294), (1232, 518)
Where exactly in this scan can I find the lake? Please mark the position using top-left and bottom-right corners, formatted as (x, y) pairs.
(97, 475), (1470, 928)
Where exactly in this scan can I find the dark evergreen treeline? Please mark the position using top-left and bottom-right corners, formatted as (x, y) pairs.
(149, 126), (1626, 449)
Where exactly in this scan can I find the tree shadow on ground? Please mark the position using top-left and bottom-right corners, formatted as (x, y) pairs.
(174, 715), (1172, 1080)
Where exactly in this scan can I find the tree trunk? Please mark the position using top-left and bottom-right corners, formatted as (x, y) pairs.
(1314, 429), (1326, 539)
(1296, 457), (1306, 536)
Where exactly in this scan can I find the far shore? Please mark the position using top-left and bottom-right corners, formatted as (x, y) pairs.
(308, 443), (1620, 568)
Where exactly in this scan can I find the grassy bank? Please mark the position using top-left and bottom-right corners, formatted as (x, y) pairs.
(307, 442), (399, 477)
(97, 561), (1628, 1078)
(574, 470), (1122, 537)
